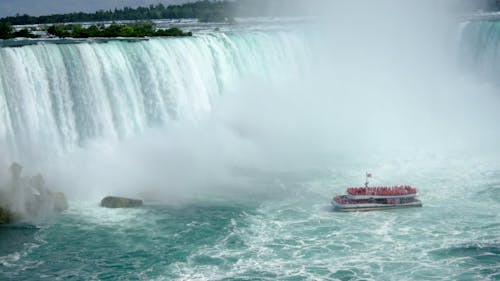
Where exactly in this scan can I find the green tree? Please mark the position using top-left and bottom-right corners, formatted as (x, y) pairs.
(12, 28), (39, 38)
(0, 0), (238, 25)
(47, 24), (70, 37)
(0, 22), (13, 39)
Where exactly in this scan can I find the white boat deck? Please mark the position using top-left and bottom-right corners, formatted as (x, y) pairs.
(331, 200), (422, 212)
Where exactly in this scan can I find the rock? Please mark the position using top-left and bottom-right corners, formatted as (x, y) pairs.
(30, 174), (68, 212)
(0, 206), (12, 224)
(52, 192), (69, 212)
(1, 163), (69, 224)
(101, 196), (143, 208)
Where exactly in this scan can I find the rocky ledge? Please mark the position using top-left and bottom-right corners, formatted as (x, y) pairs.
(0, 206), (12, 224)
(0, 162), (68, 225)
(101, 196), (143, 208)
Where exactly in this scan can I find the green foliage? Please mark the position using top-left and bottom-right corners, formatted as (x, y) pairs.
(0, 0), (237, 25)
(0, 206), (12, 224)
(0, 22), (13, 39)
(155, 27), (192, 37)
(0, 22), (39, 39)
(47, 24), (70, 37)
(45, 22), (192, 38)
(12, 28), (39, 38)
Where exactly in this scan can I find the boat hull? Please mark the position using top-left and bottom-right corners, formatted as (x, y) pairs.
(331, 200), (422, 212)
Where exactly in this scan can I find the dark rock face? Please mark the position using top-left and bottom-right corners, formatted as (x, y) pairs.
(0, 206), (12, 224)
(101, 196), (143, 208)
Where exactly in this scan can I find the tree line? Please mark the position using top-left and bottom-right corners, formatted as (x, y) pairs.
(0, 22), (39, 39)
(0, 0), (236, 25)
(0, 21), (191, 39)
(47, 22), (191, 38)
(0, 0), (314, 27)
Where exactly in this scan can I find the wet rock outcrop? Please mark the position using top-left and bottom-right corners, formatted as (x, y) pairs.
(101, 196), (143, 208)
(0, 206), (12, 224)
(0, 162), (68, 224)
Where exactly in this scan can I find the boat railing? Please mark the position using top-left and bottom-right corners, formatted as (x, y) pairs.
(346, 186), (417, 196)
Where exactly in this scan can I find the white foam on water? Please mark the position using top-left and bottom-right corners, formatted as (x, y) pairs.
(160, 154), (500, 280)
(65, 201), (148, 227)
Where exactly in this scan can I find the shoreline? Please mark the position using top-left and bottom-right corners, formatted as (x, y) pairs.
(0, 36), (188, 48)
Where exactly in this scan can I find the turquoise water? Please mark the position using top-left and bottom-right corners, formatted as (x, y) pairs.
(1, 156), (499, 280)
(1, 17), (500, 281)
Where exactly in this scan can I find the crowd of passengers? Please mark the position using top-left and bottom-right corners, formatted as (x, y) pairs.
(347, 186), (416, 196)
(334, 195), (417, 205)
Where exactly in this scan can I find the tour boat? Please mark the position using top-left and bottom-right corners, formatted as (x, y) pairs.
(331, 174), (422, 212)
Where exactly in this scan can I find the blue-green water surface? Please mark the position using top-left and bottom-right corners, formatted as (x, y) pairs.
(1, 157), (499, 281)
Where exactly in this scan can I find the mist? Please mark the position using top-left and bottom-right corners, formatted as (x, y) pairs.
(48, 1), (500, 201)
(2, 0), (500, 204)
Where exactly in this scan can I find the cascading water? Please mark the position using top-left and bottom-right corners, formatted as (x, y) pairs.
(0, 30), (312, 164)
(458, 20), (500, 82)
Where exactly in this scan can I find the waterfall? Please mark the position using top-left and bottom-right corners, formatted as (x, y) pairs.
(0, 31), (312, 163)
(458, 20), (500, 82)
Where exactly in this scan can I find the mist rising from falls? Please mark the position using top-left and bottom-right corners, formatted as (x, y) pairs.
(1, 7), (500, 201)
